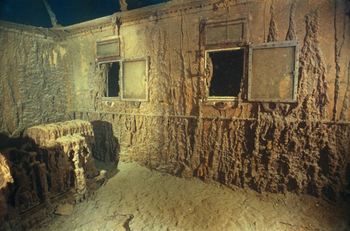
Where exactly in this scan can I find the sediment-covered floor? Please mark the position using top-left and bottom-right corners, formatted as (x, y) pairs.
(32, 162), (350, 231)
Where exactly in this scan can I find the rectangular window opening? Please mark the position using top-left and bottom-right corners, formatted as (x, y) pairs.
(206, 48), (244, 99)
(122, 58), (148, 101)
(105, 62), (120, 97)
(100, 57), (148, 101)
(96, 36), (120, 62)
(248, 41), (298, 102)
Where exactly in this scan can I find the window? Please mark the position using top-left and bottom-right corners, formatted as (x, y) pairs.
(204, 19), (246, 47)
(202, 19), (247, 102)
(105, 62), (120, 97)
(99, 58), (148, 101)
(205, 48), (245, 100)
(202, 19), (298, 103)
(96, 35), (148, 101)
(122, 58), (148, 101)
(96, 36), (120, 62)
(248, 41), (299, 102)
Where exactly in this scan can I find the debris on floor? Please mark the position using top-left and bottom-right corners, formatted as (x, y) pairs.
(30, 162), (350, 231)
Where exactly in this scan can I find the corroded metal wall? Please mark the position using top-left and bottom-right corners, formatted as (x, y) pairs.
(0, 21), (70, 136)
(66, 0), (350, 199)
(0, 0), (349, 199)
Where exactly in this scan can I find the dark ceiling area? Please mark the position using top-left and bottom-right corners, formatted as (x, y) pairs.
(0, 0), (168, 27)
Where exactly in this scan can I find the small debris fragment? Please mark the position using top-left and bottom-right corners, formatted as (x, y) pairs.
(54, 203), (74, 216)
(95, 170), (108, 185)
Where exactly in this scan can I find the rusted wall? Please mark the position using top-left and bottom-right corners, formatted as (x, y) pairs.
(0, 21), (70, 136)
(0, 0), (349, 199)
(65, 0), (350, 199)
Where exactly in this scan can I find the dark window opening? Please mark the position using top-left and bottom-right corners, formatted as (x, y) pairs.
(106, 62), (120, 97)
(208, 49), (244, 97)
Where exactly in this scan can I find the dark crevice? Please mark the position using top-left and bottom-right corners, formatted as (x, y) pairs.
(106, 62), (120, 97)
(208, 49), (244, 97)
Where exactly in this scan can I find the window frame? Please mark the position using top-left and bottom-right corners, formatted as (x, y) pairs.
(98, 57), (149, 102)
(95, 35), (121, 63)
(120, 57), (149, 102)
(99, 59), (122, 101)
(204, 18), (247, 48)
(204, 47), (246, 102)
(247, 41), (299, 103)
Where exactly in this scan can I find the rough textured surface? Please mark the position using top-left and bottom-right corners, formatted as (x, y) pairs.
(54, 203), (74, 216)
(0, 153), (13, 221)
(24, 120), (94, 147)
(0, 21), (70, 136)
(65, 0), (350, 200)
(0, 120), (114, 230)
(24, 119), (118, 165)
(56, 134), (96, 201)
(91, 120), (119, 163)
(0, 0), (349, 229)
(24, 120), (99, 199)
(31, 162), (350, 231)
(267, 1), (278, 42)
(0, 0), (349, 209)
(0, 138), (72, 224)
(0, 153), (13, 190)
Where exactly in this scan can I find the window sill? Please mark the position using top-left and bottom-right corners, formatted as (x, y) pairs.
(101, 97), (121, 101)
(202, 97), (239, 110)
(205, 96), (238, 102)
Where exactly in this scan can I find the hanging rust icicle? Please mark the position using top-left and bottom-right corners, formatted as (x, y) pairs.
(286, 1), (296, 41)
(340, 62), (350, 120)
(296, 10), (329, 119)
(267, 1), (278, 42)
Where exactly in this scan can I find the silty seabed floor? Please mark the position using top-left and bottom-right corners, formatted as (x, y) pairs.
(31, 162), (350, 231)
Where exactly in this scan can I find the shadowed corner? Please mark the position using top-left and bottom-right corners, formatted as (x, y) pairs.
(0, 120), (119, 230)
(91, 120), (120, 179)
(0, 134), (14, 228)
